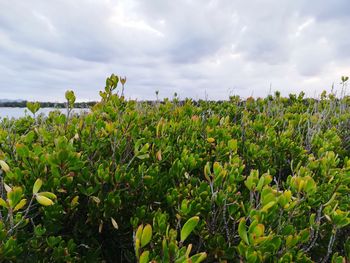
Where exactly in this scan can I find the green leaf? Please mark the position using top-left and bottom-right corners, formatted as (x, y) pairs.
(245, 170), (259, 191)
(34, 225), (46, 236)
(286, 235), (299, 248)
(256, 176), (265, 191)
(181, 216), (199, 242)
(162, 238), (169, 262)
(65, 90), (76, 106)
(309, 213), (316, 227)
(8, 187), (23, 208)
(324, 193), (337, 207)
(33, 179), (43, 194)
(16, 144), (29, 158)
(238, 218), (249, 245)
(213, 162), (222, 176)
(26, 102), (40, 115)
(263, 174), (272, 186)
(261, 190), (276, 206)
(299, 229), (310, 243)
(247, 251), (258, 263)
(228, 139), (237, 152)
(139, 250), (149, 263)
(332, 253), (345, 263)
(190, 252), (207, 263)
(137, 154), (149, 160)
(304, 176), (317, 195)
(141, 224), (152, 248)
(139, 143), (150, 153)
(135, 224), (143, 241)
(252, 223), (265, 238)
(47, 236), (61, 247)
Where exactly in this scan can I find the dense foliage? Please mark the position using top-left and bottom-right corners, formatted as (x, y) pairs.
(0, 74), (350, 262)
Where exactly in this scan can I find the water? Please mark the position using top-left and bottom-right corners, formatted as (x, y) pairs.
(0, 107), (89, 119)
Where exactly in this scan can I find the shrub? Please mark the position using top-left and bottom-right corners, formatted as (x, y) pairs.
(0, 74), (349, 262)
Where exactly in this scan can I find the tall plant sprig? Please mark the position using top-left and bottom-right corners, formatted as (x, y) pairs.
(26, 102), (40, 119)
(65, 90), (76, 120)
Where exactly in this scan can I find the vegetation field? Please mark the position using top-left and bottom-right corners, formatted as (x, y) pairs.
(0, 75), (350, 262)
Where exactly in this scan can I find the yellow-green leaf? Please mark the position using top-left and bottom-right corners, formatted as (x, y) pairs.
(185, 244), (192, 257)
(213, 162), (221, 176)
(261, 201), (276, 212)
(141, 224), (152, 248)
(13, 199), (27, 211)
(207, 137), (215, 143)
(120, 76), (127, 85)
(0, 198), (8, 208)
(284, 190), (292, 201)
(256, 176), (265, 191)
(298, 179), (305, 192)
(324, 193), (337, 207)
(286, 235), (298, 248)
(247, 251), (258, 262)
(71, 196), (79, 207)
(135, 238), (140, 258)
(181, 216), (199, 242)
(190, 252), (207, 263)
(38, 192), (57, 200)
(33, 179), (43, 194)
(16, 143), (29, 158)
(137, 154), (149, 160)
(264, 174), (273, 186)
(8, 187), (23, 208)
(204, 162), (211, 182)
(253, 224), (265, 238)
(136, 224), (143, 240)
(228, 139), (237, 152)
(139, 251), (149, 263)
(36, 195), (54, 206)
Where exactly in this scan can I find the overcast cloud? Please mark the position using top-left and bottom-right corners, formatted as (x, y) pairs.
(0, 0), (349, 101)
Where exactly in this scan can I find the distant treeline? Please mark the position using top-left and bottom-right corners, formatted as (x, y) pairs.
(0, 96), (339, 108)
(0, 101), (97, 108)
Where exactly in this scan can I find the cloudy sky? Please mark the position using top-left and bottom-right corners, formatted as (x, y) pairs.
(0, 0), (349, 101)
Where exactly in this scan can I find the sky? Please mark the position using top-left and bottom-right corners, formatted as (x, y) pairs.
(0, 0), (350, 102)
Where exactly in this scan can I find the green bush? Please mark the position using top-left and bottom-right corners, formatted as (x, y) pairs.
(0, 74), (349, 262)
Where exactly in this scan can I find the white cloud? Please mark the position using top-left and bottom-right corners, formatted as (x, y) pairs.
(0, 0), (349, 101)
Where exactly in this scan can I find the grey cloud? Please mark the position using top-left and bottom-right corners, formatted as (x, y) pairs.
(0, 0), (349, 101)
(299, 0), (350, 21)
